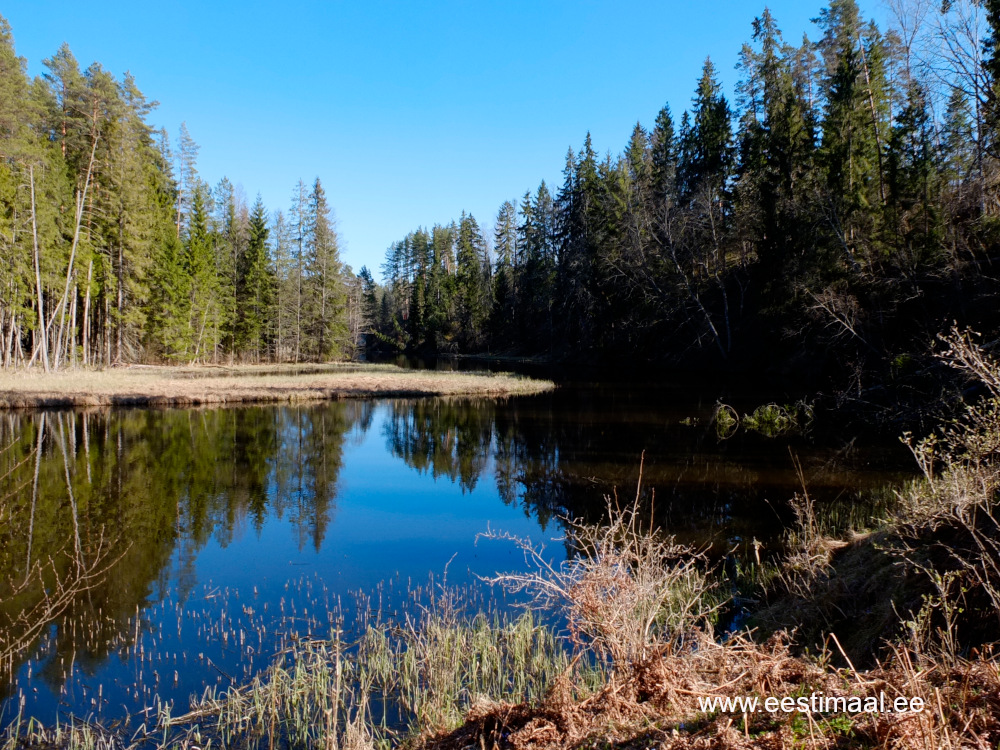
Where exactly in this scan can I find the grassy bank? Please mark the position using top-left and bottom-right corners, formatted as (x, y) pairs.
(0, 363), (553, 409)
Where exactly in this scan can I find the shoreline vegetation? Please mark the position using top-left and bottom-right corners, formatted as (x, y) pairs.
(4, 329), (1000, 748)
(0, 364), (554, 409)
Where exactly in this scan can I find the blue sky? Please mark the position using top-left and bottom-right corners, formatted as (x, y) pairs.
(3, 0), (886, 278)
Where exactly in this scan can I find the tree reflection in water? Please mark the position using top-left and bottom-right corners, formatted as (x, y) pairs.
(0, 390), (909, 724)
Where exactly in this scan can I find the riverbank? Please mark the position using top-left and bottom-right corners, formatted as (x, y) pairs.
(5, 331), (999, 749)
(0, 363), (554, 409)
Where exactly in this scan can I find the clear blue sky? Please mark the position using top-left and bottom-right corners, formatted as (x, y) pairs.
(3, 0), (886, 279)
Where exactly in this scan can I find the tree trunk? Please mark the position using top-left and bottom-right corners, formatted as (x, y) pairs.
(29, 165), (50, 372)
(82, 260), (92, 366)
(104, 296), (111, 366)
(69, 286), (78, 368)
(48, 138), (98, 366)
(116, 239), (124, 364)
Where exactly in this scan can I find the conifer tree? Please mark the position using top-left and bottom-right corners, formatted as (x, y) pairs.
(187, 184), (226, 361)
(426, 223), (456, 347)
(455, 212), (489, 349)
(289, 179), (309, 362)
(886, 81), (942, 269)
(272, 209), (293, 360)
(678, 58), (734, 203)
(817, 0), (890, 270)
(236, 195), (275, 360)
(734, 9), (816, 294)
(650, 104), (677, 219)
(303, 178), (348, 360)
(490, 201), (518, 347)
(146, 232), (190, 360)
(358, 265), (379, 336)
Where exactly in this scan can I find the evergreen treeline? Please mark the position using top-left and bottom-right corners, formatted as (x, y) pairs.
(369, 0), (1000, 383)
(0, 18), (358, 369)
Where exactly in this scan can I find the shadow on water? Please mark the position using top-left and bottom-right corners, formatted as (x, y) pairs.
(0, 383), (913, 727)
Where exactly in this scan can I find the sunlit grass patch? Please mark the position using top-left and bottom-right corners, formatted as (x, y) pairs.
(0, 364), (554, 409)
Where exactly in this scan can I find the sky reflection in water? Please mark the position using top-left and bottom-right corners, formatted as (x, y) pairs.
(0, 389), (911, 726)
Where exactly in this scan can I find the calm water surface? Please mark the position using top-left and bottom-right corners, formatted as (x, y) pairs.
(0, 383), (912, 727)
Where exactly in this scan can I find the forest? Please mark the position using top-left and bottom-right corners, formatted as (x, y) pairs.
(369, 0), (1000, 392)
(4, 0), (1000, 394)
(0, 16), (359, 370)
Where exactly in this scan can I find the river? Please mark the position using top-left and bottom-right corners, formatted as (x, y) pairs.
(0, 378), (912, 727)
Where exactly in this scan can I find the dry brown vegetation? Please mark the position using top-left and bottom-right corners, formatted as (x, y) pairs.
(0, 363), (554, 409)
(419, 633), (1000, 750)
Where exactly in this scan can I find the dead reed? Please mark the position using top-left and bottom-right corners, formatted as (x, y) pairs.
(0, 364), (553, 409)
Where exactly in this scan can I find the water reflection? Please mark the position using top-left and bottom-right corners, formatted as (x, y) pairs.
(382, 387), (909, 545)
(0, 389), (911, 725)
(0, 406), (369, 694)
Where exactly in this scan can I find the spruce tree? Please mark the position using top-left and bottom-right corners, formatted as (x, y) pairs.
(455, 212), (488, 349)
(185, 183), (222, 361)
(303, 178), (348, 360)
(817, 0), (890, 270)
(678, 58), (733, 203)
(237, 195), (275, 360)
(490, 201), (518, 347)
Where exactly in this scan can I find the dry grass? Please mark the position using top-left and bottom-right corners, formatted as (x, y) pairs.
(480, 470), (722, 674)
(1, 606), (580, 750)
(0, 363), (553, 409)
(420, 632), (1000, 750)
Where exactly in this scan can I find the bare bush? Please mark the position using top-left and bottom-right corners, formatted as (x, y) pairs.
(937, 325), (1000, 398)
(480, 469), (723, 676)
(888, 327), (1000, 663)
